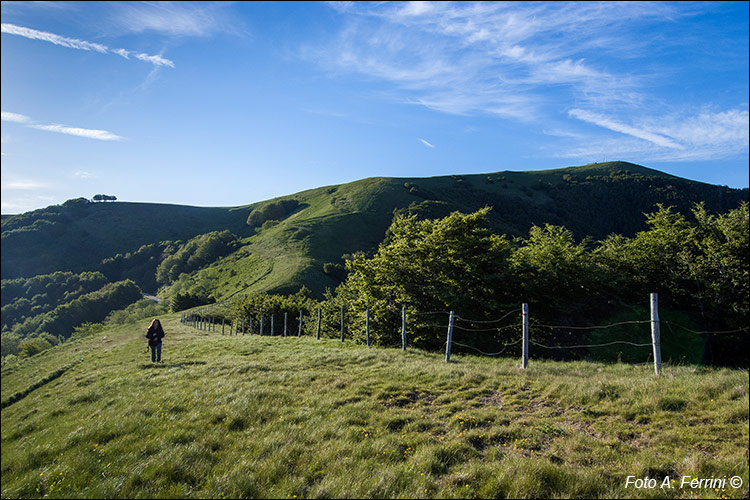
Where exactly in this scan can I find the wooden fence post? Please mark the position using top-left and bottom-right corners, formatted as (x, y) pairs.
(340, 306), (345, 342)
(365, 308), (370, 348)
(284, 312), (288, 337)
(402, 306), (407, 351)
(271, 315), (275, 337)
(242, 320), (245, 336)
(445, 311), (454, 363)
(521, 303), (529, 369)
(230, 320), (233, 336)
(651, 293), (662, 376)
(316, 308), (321, 340)
(221, 318), (225, 335)
(298, 310), (303, 337)
(260, 316), (264, 336)
(250, 316), (254, 335)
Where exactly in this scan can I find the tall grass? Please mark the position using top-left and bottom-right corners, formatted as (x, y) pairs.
(2, 315), (747, 498)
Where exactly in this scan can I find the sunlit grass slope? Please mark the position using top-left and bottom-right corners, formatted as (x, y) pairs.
(2, 315), (748, 499)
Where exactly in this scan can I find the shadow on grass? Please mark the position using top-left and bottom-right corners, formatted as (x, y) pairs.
(139, 361), (208, 369)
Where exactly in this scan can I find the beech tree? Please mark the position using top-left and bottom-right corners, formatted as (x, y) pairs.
(338, 207), (515, 349)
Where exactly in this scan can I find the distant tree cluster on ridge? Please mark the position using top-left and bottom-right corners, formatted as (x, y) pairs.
(92, 194), (117, 202)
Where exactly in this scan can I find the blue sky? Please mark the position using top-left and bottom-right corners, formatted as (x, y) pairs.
(1, 1), (748, 214)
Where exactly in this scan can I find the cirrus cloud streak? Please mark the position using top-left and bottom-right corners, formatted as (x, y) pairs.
(2, 111), (124, 141)
(28, 124), (123, 141)
(1, 22), (174, 68)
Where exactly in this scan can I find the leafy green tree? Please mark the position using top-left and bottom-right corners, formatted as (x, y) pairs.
(18, 336), (53, 358)
(594, 202), (749, 365)
(171, 292), (214, 312)
(232, 288), (316, 336)
(1, 332), (21, 357)
(510, 224), (599, 321)
(338, 208), (515, 349)
(687, 202), (749, 329)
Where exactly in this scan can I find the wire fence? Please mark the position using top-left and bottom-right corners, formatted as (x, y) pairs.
(181, 292), (748, 376)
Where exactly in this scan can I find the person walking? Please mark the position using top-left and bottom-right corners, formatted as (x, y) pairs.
(145, 318), (166, 363)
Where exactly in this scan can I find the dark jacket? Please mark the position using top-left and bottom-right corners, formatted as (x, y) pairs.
(146, 323), (165, 347)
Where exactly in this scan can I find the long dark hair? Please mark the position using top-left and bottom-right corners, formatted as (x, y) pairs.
(148, 318), (162, 331)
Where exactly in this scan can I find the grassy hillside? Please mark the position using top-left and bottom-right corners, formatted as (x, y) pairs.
(3, 162), (747, 300)
(1, 314), (747, 498)
(0, 201), (252, 280)
(164, 161), (748, 299)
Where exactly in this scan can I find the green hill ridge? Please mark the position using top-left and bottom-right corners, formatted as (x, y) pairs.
(2, 161), (747, 302)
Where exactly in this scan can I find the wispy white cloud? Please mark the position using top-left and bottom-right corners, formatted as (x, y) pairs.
(1, 194), (56, 214)
(1, 179), (49, 190)
(1, 111), (32, 123)
(315, 2), (747, 163)
(648, 110), (749, 150)
(1, 22), (174, 68)
(569, 109), (684, 150)
(108, 1), (239, 37)
(418, 138), (435, 148)
(315, 1), (672, 118)
(133, 52), (174, 67)
(28, 124), (123, 141)
(0, 22), (108, 52)
(559, 108), (749, 162)
(2, 110), (124, 141)
(112, 48), (131, 59)
(74, 170), (96, 179)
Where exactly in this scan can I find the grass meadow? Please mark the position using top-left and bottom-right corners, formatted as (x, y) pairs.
(1, 314), (748, 498)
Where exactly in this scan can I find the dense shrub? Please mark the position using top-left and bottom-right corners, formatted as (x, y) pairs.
(246, 199), (299, 227)
(156, 231), (238, 285)
(11, 280), (143, 339)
